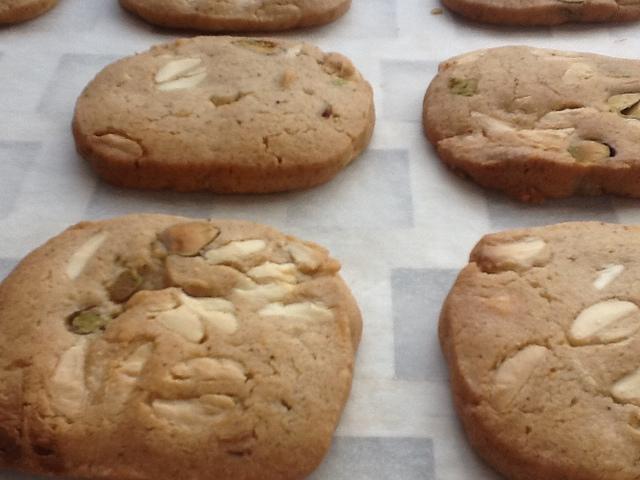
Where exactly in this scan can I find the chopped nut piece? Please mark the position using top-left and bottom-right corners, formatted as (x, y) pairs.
(569, 300), (640, 346)
(159, 222), (220, 256)
(66, 232), (109, 280)
(108, 269), (143, 302)
(448, 77), (478, 96)
(68, 309), (110, 335)
(568, 140), (611, 163)
(612, 367), (640, 406)
(492, 345), (548, 410)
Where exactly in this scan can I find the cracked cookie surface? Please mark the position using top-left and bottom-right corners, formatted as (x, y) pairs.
(72, 36), (375, 193)
(0, 214), (362, 480)
(0, 0), (57, 24)
(441, 0), (640, 25)
(440, 222), (640, 480)
(424, 46), (640, 202)
(119, 0), (351, 31)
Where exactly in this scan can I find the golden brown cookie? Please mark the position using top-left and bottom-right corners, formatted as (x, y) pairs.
(119, 0), (351, 32)
(441, 222), (640, 480)
(441, 0), (640, 25)
(0, 0), (57, 24)
(0, 214), (362, 480)
(73, 36), (375, 194)
(424, 46), (640, 202)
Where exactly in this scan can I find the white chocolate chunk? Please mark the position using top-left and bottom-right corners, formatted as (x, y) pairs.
(492, 345), (547, 410)
(612, 368), (640, 406)
(170, 358), (246, 382)
(569, 300), (640, 346)
(247, 262), (299, 283)
(156, 305), (204, 342)
(49, 339), (89, 418)
(259, 302), (333, 322)
(593, 264), (624, 290)
(480, 237), (548, 270)
(205, 239), (266, 264)
(155, 58), (203, 83)
(66, 232), (108, 280)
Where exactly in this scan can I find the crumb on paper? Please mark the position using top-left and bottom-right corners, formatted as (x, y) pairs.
(431, 7), (444, 14)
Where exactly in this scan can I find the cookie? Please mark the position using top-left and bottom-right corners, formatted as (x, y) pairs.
(441, 0), (640, 25)
(423, 46), (640, 202)
(0, 214), (362, 480)
(119, 0), (351, 32)
(72, 36), (375, 193)
(440, 222), (640, 480)
(0, 0), (57, 24)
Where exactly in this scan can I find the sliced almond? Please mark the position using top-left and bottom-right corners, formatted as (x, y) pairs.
(258, 302), (333, 322)
(246, 262), (300, 284)
(287, 241), (324, 272)
(66, 232), (109, 280)
(612, 367), (640, 406)
(120, 343), (153, 376)
(233, 282), (294, 304)
(155, 58), (203, 83)
(492, 345), (548, 411)
(156, 305), (204, 343)
(204, 239), (266, 265)
(179, 293), (238, 334)
(49, 339), (89, 418)
(593, 264), (624, 290)
(170, 357), (246, 382)
(477, 237), (549, 272)
(569, 300), (640, 346)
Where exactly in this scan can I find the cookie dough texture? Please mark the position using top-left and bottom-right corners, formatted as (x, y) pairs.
(0, 0), (57, 24)
(424, 46), (640, 202)
(441, 0), (640, 25)
(0, 214), (362, 480)
(440, 222), (640, 480)
(119, 0), (351, 31)
(72, 36), (374, 193)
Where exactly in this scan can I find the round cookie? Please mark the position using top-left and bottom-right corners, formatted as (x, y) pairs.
(0, 214), (362, 480)
(424, 46), (640, 202)
(441, 222), (640, 480)
(73, 36), (375, 193)
(441, 0), (640, 25)
(119, 0), (351, 31)
(0, 0), (57, 24)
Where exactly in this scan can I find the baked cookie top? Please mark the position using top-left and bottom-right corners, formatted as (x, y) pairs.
(441, 0), (640, 25)
(441, 222), (640, 480)
(73, 36), (374, 194)
(0, 214), (361, 480)
(119, 0), (351, 31)
(424, 46), (640, 202)
(0, 0), (57, 24)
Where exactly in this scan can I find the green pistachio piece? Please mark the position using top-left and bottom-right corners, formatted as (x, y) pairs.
(332, 78), (348, 86)
(68, 310), (109, 335)
(568, 140), (611, 163)
(448, 77), (478, 97)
